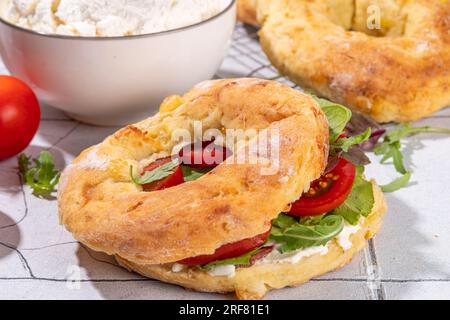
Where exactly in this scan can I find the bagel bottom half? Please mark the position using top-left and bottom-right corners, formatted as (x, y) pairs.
(116, 181), (386, 300)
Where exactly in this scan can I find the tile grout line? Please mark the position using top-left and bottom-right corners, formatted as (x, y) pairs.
(363, 239), (386, 300)
(45, 122), (80, 152)
(0, 276), (449, 283)
(369, 239), (386, 300)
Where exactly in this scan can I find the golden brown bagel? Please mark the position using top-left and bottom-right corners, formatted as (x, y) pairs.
(239, 0), (450, 123)
(117, 180), (386, 300)
(58, 78), (329, 266)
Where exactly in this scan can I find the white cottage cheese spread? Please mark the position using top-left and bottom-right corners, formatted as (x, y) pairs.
(336, 221), (362, 251)
(171, 263), (185, 273)
(2, 0), (231, 37)
(207, 264), (236, 278)
(256, 245), (329, 265)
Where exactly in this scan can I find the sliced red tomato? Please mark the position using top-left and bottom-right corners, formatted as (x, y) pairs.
(179, 141), (229, 169)
(289, 158), (356, 217)
(141, 157), (184, 191)
(179, 228), (271, 266)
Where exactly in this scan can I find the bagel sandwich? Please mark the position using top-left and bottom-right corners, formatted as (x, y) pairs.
(58, 78), (387, 299)
(237, 0), (450, 123)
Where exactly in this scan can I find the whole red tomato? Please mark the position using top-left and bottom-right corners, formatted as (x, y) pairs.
(0, 76), (40, 160)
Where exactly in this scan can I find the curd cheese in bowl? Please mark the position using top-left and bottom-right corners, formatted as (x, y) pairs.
(3, 0), (231, 37)
(0, 0), (236, 125)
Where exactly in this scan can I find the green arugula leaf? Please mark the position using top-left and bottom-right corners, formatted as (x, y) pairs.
(312, 96), (352, 137)
(36, 152), (57, 184)
(384, 124), (450, 142)
(299, 214), (327, 226)
(18, 151), (61, 197)
(312, 96), (372, 160)
(272, 213), (298, 229)
(130, 160), (179, 185)
(18, 154), (30, 174)
(313, 95), (347, 110)
(181, 165), (213, 182)
(202, 248), (261, 269)
(331, 128), (372, 153)
(322, 105), (352, 140)
(377, 141), (407, 174)
(270, 214), (344, 253)
(374, 123), (450, 192)
(332, 167), (374, 225)
(381, 172), (412, 193)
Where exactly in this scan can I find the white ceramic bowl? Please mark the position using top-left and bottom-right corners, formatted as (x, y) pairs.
(0, 1), (236, 126)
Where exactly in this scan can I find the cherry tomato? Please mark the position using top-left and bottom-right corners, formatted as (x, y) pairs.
(289, 158), (356, 217)
(179, 141), (229, 169)
(0, 76), (40, 160)
(141, 157), (184, 191)
(179, 228), (272, 266)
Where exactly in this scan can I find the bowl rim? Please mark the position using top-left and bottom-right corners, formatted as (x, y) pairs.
(0, 0), (236, 41)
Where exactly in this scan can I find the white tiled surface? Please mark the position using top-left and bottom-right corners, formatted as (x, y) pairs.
(0, 24), (449, 300)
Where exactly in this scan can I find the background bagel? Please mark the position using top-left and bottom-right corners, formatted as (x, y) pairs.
(117, 180), (386, 300)
(58, 78), (329, 266)
(238, 0), (450, 122)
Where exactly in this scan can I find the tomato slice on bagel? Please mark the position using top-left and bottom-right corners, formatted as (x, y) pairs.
(289, 158), (356, 217)
(179, 228), (272, 266)
(141, 157), (184, 191)
(179, 141), (229, 169)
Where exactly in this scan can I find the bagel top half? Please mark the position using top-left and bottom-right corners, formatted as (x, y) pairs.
(239, 0), (450, 123)
(58, 78), (329, 266)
